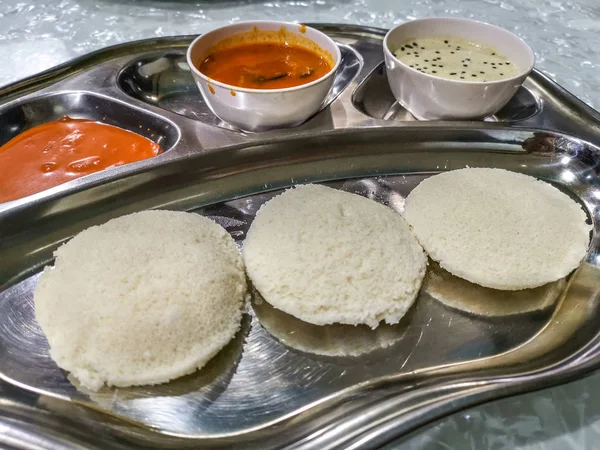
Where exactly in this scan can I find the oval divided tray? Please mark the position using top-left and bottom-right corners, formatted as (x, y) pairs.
(1, 24), (600, 450)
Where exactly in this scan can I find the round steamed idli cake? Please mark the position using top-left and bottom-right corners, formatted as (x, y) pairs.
(403, 168), (592, 290)
(34, 210), (246, 391)
(243, 184), (427, 328)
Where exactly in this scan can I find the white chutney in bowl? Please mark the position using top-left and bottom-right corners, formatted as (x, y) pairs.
(383, 18), (535, 120)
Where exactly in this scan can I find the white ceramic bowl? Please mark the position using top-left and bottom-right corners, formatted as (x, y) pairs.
(383, 18), (535, 120)
(187, 21), (341, 132)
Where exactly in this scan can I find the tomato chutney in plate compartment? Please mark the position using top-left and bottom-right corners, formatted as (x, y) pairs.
(0, 117), (163, 203)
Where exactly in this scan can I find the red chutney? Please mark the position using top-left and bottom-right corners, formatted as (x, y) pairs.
(0, 117), (162, 203)
(198, 43), (332, 89)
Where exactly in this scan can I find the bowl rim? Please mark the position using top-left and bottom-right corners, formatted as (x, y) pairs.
(383, 17), (536, 86)
(186, 20), (342, 94)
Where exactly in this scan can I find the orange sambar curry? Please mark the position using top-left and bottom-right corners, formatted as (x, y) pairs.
(0, 117), (162, 203)
(198, 42), (332, 90)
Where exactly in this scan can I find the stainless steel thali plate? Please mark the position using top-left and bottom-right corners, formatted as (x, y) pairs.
(0, 24), (600, 449)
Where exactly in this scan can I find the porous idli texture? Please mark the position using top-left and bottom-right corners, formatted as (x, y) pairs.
(403, 168), (592, 290)
(243, 184), (427, 328)
(34, 210), (246, 390)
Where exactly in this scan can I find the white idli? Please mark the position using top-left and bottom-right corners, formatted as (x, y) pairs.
(243, 184), (427, 329)
(403, 168), (591, 290)
(34, 210), (246, 391)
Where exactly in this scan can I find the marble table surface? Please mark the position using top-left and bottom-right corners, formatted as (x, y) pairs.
(1, 1), (599, 448)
